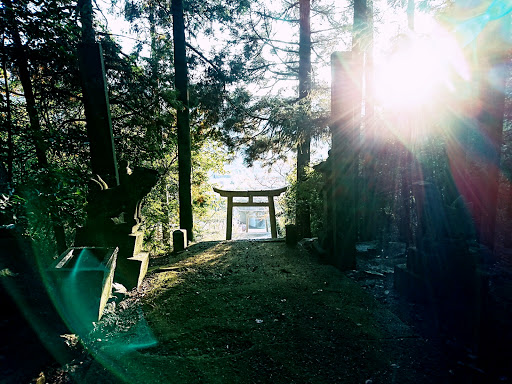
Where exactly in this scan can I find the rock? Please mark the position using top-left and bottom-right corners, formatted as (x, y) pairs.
(35, 371), (45, 384)
(113, 282), (128, 295)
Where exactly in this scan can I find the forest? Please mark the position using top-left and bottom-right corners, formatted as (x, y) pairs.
(0, 0), (509, 257)
(0, 0), (511, 382)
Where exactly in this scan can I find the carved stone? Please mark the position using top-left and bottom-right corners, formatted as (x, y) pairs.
(75, 162), (159, 289)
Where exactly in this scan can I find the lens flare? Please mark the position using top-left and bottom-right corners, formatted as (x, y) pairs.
(374, 27), (469, 110)
(456, 0), (512, 46)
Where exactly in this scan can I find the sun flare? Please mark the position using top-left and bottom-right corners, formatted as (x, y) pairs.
(374, 25), (470, 110)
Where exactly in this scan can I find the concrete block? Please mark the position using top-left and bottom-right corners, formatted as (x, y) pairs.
(285, 224), (298, 247)
(173, 229), (187, 252)
(116, 252), (149, 290)
(47, 247), (118, 332)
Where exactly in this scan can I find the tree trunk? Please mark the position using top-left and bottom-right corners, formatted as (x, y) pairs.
(407, 0), (415, 31)
(399, 148), (412, 248)
(474, 54), (505, 251)
(364, 0), (374, 126)
(4, 0), (48, 167)
(296, 0), (312, 239)
(360, 0), (377, 241)
(1, 35), (13, 183)
(352, 0), (367, 54)
(78, 0), (95, 44)
(505, 184), (512, 248)
(162, 184), (171, 247)
(172, 0), (193, 242)
(148, 2), (163, 153)
(3, 0), (67, 254)
(352, 0), (366, 241)
(460, 20), (508, 252)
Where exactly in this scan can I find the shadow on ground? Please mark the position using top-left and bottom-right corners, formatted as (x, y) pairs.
(41, 239), (453, 384)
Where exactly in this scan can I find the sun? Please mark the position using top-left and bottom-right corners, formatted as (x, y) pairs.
(374, 25), (470, 110)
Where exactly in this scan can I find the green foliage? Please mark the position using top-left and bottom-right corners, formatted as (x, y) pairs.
(19, 166), (87, 257)
(280, 166), (324, 237)
(0, 0), (353, 254)
(220, 89), (329, 166)
(111, 0), (255, 248)
(0, 0), (89, 261)
(0, 191), (26, 227)
(141, 143), (227, 252)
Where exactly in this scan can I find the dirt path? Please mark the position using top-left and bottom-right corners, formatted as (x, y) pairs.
(47, 240), (449, 384)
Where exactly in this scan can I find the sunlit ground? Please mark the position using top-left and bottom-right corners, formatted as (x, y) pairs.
(76, 241), (436, 384)
(197, 220), (273, 241)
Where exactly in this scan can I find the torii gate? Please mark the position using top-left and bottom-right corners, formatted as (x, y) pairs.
(213, 187), (287, 240)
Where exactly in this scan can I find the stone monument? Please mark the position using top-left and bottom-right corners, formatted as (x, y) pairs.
(74, 161), (159, 289)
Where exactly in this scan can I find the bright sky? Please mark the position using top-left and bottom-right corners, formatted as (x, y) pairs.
(96, 0), (138, 51)
(374, 15), (470, 109)
(96, 0), (453, 91)
(97, 0), (507, 160)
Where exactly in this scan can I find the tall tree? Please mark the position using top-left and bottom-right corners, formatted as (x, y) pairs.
(108, 0), (254, 244)
(407, 0), (415, 30)
(2, 0), (67, 253)
(1, 34), (13, 183)
(296, 0), (312, 239)
(217, 0), (344, 237)
(471, 28), (507, 251)
(359, 0), (378, 241)
(352, 0), (369, 242)
(3, 0), (48, 168)
(172, 0), (193, 241)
